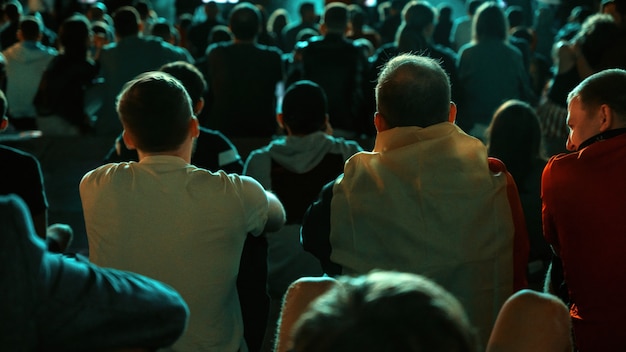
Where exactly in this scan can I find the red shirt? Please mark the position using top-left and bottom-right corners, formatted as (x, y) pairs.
(542, 132), (626, 351)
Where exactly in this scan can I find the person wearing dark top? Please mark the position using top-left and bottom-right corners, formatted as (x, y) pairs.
(105, 61), (243, 173)
(290, 2), (371, 138)
(0, 2), (21, 51)
(433, 3), (453, 49)
(281, 2), (319, 53)
(0, 193), (189, 351)
(376, 0), (408, 45)
(205, 3), (283, 139)
(0, 90), (72, 253)
(186, 1), (224, 59)
(487, 100), (551, 286)
(34, 14), (99, 135)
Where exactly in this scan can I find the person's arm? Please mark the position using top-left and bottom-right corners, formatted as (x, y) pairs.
(486, 289), (572, 352)
(488, 158), (529, 290)
(264, 190), (286, 233)
(301, 178), (342, 276)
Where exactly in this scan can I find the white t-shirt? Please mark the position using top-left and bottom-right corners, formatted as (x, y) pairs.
(80, 155), (270, 352)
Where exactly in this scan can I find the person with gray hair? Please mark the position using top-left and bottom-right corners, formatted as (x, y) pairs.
(301, 53), (529, 347)
(542, 68), (626, 351)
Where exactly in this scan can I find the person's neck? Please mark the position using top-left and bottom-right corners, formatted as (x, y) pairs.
(577, 127), (626, 151)
(137, 142), (193, 163)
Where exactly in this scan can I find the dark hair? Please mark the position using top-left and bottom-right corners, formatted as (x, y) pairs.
(323, 2), (349, 33)
(376, 54), (451, 128)
(159, 61), (207, 107)
(151, 18), (175, 42)
(568, 68), (626, 124)
(59, 15), (90, 58)
(4, 2), (22, 22)
(267, 8), (289, 34)
(116, 71), (193, 153)
(293, 271), (478, 352)
(19, 16), (42, 41)
(396, 1), (436, 52)
(467, 0), (483, 16)
(281, 80), (328, 135)
(505, 5), (524, 28)
(575, 14), (621, 70)
(113, 6), (140, 37)
(487, 100), (544, 187)
(229, 2), (260, 41)
(133, 0), (152, 20)
(208, 25), (233, 44)
(473, 2), (508, 42)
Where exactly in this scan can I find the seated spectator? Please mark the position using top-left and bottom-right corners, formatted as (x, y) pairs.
(486, 100), (551, 287)
(34, 14), (99, 136)
(204, 3), (283, 138)
(244, 80), (363, 348)
(104, 61), (242, 173)
(0, 89), (72, 253)
(80, 71), (285, 351)
(456, 2), (535, 141)
(2, 15), (57, 131)
(93, 6), (193, 137)
(542, 68), (626, 351)
(1, 193), (189, 350)
(301, 53), (529, 347)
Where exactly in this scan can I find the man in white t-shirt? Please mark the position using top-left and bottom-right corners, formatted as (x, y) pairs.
(80, 71), (285, 352)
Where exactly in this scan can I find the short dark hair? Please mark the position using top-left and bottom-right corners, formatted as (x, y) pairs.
(376, 54), (451, 128)
(113, 6), (140, 37)
(293, 271), (478, 352)
(281, 80), (328, 135)
(159, 61), (207, 107)
(229, 3), (260, 41)
(116, 72), (193, 153)
(19, 16), (42, 41)
(59, 14), (90, 57)
(568, 68), (626, 124)
(323, 2), (349, 33)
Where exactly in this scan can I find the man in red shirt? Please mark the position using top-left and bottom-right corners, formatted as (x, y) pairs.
(542, 68), (626, 351)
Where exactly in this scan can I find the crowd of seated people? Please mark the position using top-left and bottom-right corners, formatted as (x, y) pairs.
(1, 0), (626, 351)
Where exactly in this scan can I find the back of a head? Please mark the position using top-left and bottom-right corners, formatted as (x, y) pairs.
(349, 5), (366, 29)
(133, 0), (151, 20)
(208, 24), (233, 44)
(323, 2), (349, 34)
(116, 71), (193, 153)
(204, 1), (219, 18)
(229, 2), (260, 41)
(4, 2), (22, 22)
(438, 4), (452, 22)
(473, 2), (508, 42)
(151, 18), (173, 42)
(575, 14), (621, 70)
(375, 53), (451, 128)
(281, 80), (328, 135)
(506, 5), (524, 29)
(113, 6), (140, 37)
(18, 16), (42, 41)
(59, 15), (90, 56)
(569, 68), (626, 124)
(467, 0), (483, 16)
(159, 61), (207, 107)
(299, 2), (316, 22)
(487, 100), (542, 178)
(292, 271), (477, 352)
(402, 1), (436, 30)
